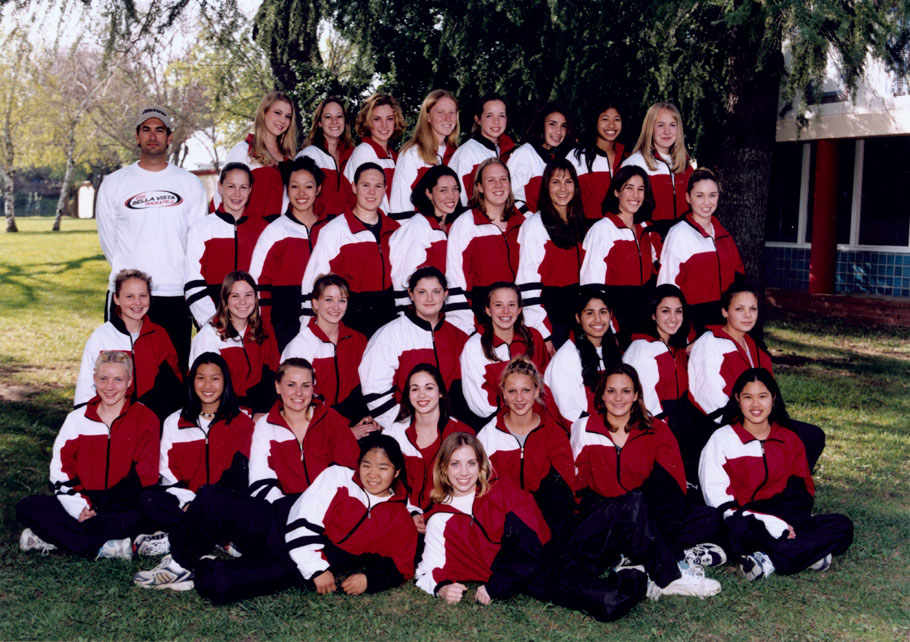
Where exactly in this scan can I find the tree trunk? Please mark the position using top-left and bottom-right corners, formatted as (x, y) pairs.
(52, 133), (77, 231)
(715, 1), (784, 286)
(2, 168), (16, 232)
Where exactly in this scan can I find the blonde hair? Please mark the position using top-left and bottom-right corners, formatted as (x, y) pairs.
(399, 89), (460, 165)
(94, 350), (134, 381)
(430, 432), (492, 503)
(498, 356), (542, 396)
(304, 97), (354, 150)
(250, 92), (299, 167)
(354, 93), (406, 140)
(469, 157), (516, 219)
(631, 102), (689, 173)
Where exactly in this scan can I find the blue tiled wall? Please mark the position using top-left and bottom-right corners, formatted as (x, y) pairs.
(764, 246), (910, 297)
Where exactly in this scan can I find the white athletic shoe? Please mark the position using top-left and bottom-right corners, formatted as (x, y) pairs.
(19, 528), (57, 554)
(134, 531), (170, 556)
(740, 551), (775, 580)
(808, 553), (832, 572)
(133, 554), (194, 591)
(96, 537), (133, 560)
(683, 543), (727, 567)
(658, 562), (722, 598)
(215, 542), (242, 558)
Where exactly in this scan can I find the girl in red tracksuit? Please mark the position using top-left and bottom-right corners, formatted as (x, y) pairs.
(390, 89), (459, 218)
(459, 283), (549, 426)
(138, 352), (254, 543)
(570, 364), (726, 592)
(622, 102), (693, 224)
(415, 432), (648, 622)
(657, 168), (746, 333)
(359, 267), (468, 429)
(216, 91), (298, 221)
(75, 269), (182, 421)
(622, 284), (700, 481)
(476, 358), (576, 539)
(389, 165), (461, 313)
(343, 93), (406, 214)
(515, 159), (587, 349)
(567, 100), (628, 219)
(186, 163), (268, 327)
(580, 165), (659, 347)
(688, 284), (826, 471)
(301, 162), (401, 337)
(449, 93), (517, 206)
(384, 363), (473, 527)
(250, 157), (325, 352)
(281, 274), (372, 433)
(18, 351), (160, 559)
(445, 158), (525, 334)
(296, 96), (355, 218)
(700, 368), (852, 580)
(507, 101), (571, 214)
(189, 271), (280, 417)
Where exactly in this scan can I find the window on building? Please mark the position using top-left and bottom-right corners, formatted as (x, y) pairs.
(859, 137), (910, 246)
(766, 142), (803, 242)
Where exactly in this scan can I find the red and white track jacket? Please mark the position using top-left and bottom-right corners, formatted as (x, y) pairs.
(622, 334), (688, 418)
(445, 208), (524, 334)
(459, 328), (550, 419)
(688, 326), (773, 419)
(567, 143), (627, 219)
(448, 134), (517, 206)
(301, 209), (400, 316)
(383, 417), (473, 512)
(189, 322), (280, 413)
(389, 143), (456, 217)
(657, 214), (745, 306)
(358, 310), (468, 429)
(514, 212), (584, 340)
(285, 466), (418, 581)
(184, 209), (269, 326)
(570, 414), (685, 499)
(248, 402), (359, 503)
(622, 151), (693, 222)
(50, 398), (159, 518)
(342, 137), (398, 213)
(699, 421), (814, 538)
(95, 162), (207, 296)
(296, 142), (354, 219)
(477, 411), (578, 493)
(158, 410), (254, 507)
(506, 142), (553, 214)
(249, 211), (313, 331)
(388, 214), (447, 311)
(543, 340), (607, 425)
(215, 135), (288, 221)
(415, 478), (550, 596)
(280, 318), (367, 408)
(580, 213), (655, 287)
(75, 314), (181, 407)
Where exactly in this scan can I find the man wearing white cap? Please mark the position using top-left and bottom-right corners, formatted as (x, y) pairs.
(95, 106), (208, 368)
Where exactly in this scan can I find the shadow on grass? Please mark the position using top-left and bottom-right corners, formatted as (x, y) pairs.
(0, 255), (107, 306)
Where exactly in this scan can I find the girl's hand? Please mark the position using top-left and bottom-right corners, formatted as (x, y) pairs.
(78, 507), (97, 522)
(341, 573), (368, 595)
(475, 585), (492, 605)
(438, 582), (467, 604)
(412, 514), (426, 534)
(314, 570), (337, 594)
(787, 525), (796, 539)
(252, 412), (267, 423)
(544, 339), (555, 357)
(352, 417), (380, 440)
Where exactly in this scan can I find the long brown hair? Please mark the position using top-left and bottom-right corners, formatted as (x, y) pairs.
(304, 96), (354, 151)
(592, 363), (652, 433)
(250, 92), (298, 166)
(430, 432), (491, 503)
(354, 93), (406, 140)
(470, 157), (516, 220)
(480, 283), (535, 363)
(213, 271), (267, 344)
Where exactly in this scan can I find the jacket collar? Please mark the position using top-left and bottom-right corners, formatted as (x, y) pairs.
(307, 317), (357, 343)
(362, 136), (398, 162)
(214, 208), (247, 226)
(404, 307), (446, 332)
(731, 421), (786, 445)
(84, 395), (133, 423)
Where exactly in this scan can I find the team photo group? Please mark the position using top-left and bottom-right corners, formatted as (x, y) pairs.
(14, 87), (854, 622)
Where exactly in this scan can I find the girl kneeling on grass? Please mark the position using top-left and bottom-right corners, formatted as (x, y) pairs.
(18, 351), (160, 560)
(699, 368), (853, 581)
(415, 432), (648, 622)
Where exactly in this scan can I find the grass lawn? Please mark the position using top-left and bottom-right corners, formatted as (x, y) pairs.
(1, 217), (908, 641)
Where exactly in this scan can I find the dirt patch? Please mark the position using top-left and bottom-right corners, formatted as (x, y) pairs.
(0, 381), (43, 402)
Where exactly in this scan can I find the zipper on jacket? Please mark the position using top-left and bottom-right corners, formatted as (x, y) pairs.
(104, 424), (112, 490)
(204, 430), (211, 485)
(710, 235), (723, 300)
(751, 440), (770, 503)
(233, 221), (239, 270)
(332, 342), (341, 405)
(632, 226), (645, 286)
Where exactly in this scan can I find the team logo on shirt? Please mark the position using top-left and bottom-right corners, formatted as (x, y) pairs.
(125, 191), (184, 209)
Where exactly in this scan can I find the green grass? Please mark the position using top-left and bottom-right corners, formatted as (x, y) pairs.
(1, 217), (908, 641)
